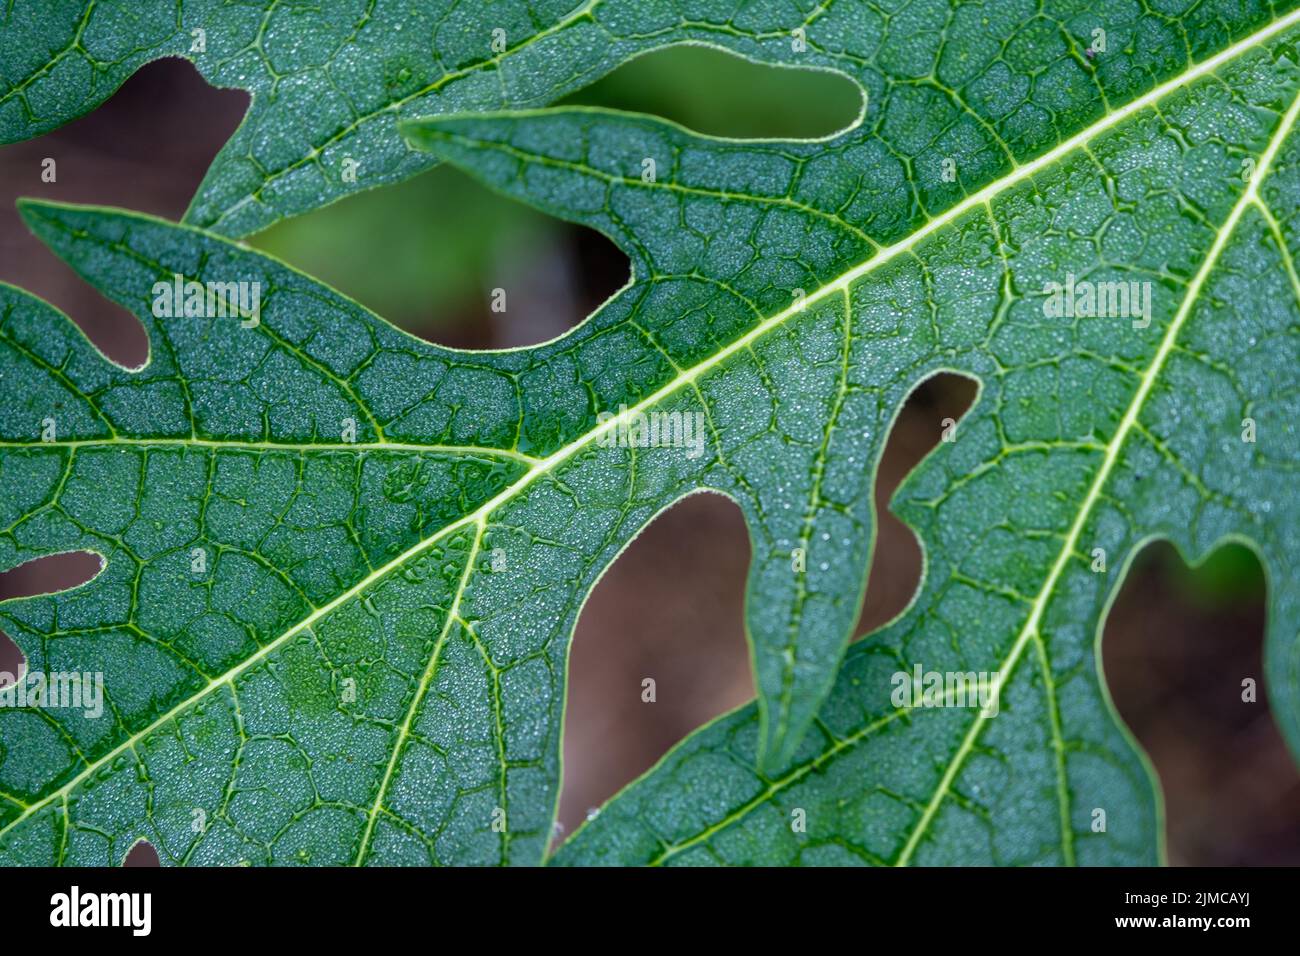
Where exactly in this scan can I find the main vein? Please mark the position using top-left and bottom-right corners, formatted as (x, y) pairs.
(0, 437), (539, 466)
(894, 80), (1300, 868)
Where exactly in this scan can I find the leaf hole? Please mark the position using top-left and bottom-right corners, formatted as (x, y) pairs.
(558, 491), (753, 842)
(0, 551), (105, 601)
(855, 371), (978, 637)
(561, 44), (864, 140)
(0, 551), (105, 687)
(1102, 541), (1300, 864)
(0, 631), (22, 688)
(250, 163), (628, 349)
(0, 57), (247, 369)
(123, 838), (161, 867)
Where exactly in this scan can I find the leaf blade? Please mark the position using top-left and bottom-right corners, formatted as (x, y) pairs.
(4, 2), (1300, 867)
(545, 14), (1300, 865)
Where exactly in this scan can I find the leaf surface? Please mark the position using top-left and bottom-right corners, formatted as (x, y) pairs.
(3, 0), (1271, 235)
(539, 13), (1300, 864)
(2, 1), (1299, 866)
(5, 0), (843, 236)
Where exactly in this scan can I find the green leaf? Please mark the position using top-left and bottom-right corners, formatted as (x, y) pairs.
(533, 11), (1300, 864)
(3, 1), (1300, 868)
(5, 0), (836, 237)
(0, 191), (882, 863)
(0, 0), (623, 235)
(4, 0), (1277, 238)
(0, 203), (547, 864)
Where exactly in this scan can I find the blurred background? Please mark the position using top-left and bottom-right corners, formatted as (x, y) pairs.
(0, 49), (1296, 866)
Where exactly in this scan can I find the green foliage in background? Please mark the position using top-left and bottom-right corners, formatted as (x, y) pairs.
(251, 167), (561, 339)
(250, 44), (860, 335)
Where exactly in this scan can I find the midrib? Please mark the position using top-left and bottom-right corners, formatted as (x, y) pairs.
(646, 38), (1300, 867)
(0, 437), (539, 465)
(4, 7), (1299, 847)
(893, 79), (1300, 868)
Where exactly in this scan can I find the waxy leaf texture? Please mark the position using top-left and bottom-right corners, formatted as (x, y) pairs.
(1, 0), (1299, 866)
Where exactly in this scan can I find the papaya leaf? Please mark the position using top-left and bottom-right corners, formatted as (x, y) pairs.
(532, 11), (1300, 864)
(2, 1), (1299, 867)
(5, 0), (856, 236)
(2, 0), (1274, 236)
